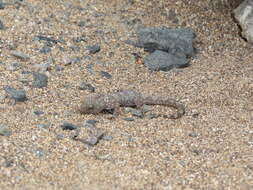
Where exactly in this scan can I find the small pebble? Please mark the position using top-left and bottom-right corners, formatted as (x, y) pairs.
(83, 136), (100, 146)
(32, 72), (48, 88)
(72, 36), (86, 43)
(167, 8), (179, 24)
(78, 82), (95, 92)
(0, 125), (12, 136)
(62, 57), (80, 65)
(33, 110), (44, 116)
(39, 45), (51, 54)
(124, 107), (143, 118)
(60, 122), (78, 130)
(86, 44), (100, 54)
(36, 124), (49, 129)
(3, 158), (14, 168)
(191, 109), (200, 118)
(4, 86), (27, 102)
(83, 122), (96, 131)
(102, 135), (113, 141)
(77, 20), (86, 27)
(10, 50), (30, 60)
(62, 57), (73, 65)
(86, 63), (95, 74)
(189, 132), (198, 138)
(85, 130), (104, 146)
(33, 63), (50, 72)
(0, 1), (5, 9)
(69, 45), (80, 52)
(128, 136), (135, 142)
(6, 62), (20, 71)
(55, 65), (64, 71)
(145, 113), (158, 119)
(56, 134), (65, 140)
(123, 117), (135, 121)
(35, 149), (44, 157)
(100, 71), (112, 79)
(0, 19), (4, 29)
(85, 120), (98, 125)
(34, 35), (58, 44)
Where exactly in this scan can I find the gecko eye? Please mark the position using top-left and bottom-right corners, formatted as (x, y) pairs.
(88, 105), (93, 109)
(86, 105), (94, 111)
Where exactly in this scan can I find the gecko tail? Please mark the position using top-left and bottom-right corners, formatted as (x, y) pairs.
(144, 95), (185, 119)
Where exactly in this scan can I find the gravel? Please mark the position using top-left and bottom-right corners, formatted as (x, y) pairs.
(0, 0), (252, 189)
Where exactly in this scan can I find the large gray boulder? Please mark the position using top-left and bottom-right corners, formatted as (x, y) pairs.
(234, 0), (253, 43)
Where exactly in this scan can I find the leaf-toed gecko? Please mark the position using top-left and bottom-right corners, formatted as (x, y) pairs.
(78, 90), (185, 119)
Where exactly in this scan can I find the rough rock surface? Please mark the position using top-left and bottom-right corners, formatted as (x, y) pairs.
(144, 50), (188, 71)
(137, 26), (195, 57)
(234, 0), (253, 43)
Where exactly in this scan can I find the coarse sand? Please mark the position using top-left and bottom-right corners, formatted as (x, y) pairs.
(0, 0), (252, 189)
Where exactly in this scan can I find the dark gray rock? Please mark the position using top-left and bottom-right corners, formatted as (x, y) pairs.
(60, 122), (78, 130)
(124, 107), (144, 118)
(3, 158), (14, 167)
(34, 35), (59, 45)
(5, 62), (20, 71)
(189, 132), (198, 138)
(62, 57), (80, 65)
(137, 26), (195, 57)
(84, 129), (104, 146)
(78, 82), (95, 92)
(100, 71), (112, 79)
(55, 65), (64, 71)
(36, 124), (49, 129)
(167, 8), (179, 24)
(82, 120), (97, 130)
(85, 63), (95, 74)
(86, 44), (101, 54)
(233, 0), (253, 44)
(0, 19), (4, 29)
(81, 136), (101, 146)
(39, 45), (51, 54)
(123, 117), (135, 121)
(78, 20), (86, 27)
(33, 63), (50, 72)
(10, 50), (30, 60)
(0, 1), (5, 9)
(69, 45), (80, 52)
(145, 113), (158, 119)
(33, 110), (44, 116)
(4, 86), (27, 102)
(102, 135), (113, 141)
(72, 36), (86, 43)
(75, 121), (104, 146)
(32, 72), (48, 88)
(56, 134), (65, 140)
(85, 120), (98, 125)
(0, 125), (12, 137)
(144, 50), (188, 71)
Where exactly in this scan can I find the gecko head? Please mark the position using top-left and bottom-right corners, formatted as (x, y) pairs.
(79, 97), (97, 114)
(80, 102), (94, 113)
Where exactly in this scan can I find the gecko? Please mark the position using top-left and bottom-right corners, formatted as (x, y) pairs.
(78, 90), (185, 119)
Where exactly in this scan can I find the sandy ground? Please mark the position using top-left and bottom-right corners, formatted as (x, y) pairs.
(0, 0), (252, 189)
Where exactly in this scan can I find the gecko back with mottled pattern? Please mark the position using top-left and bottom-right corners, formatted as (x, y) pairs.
(79, 90), (185, 119)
